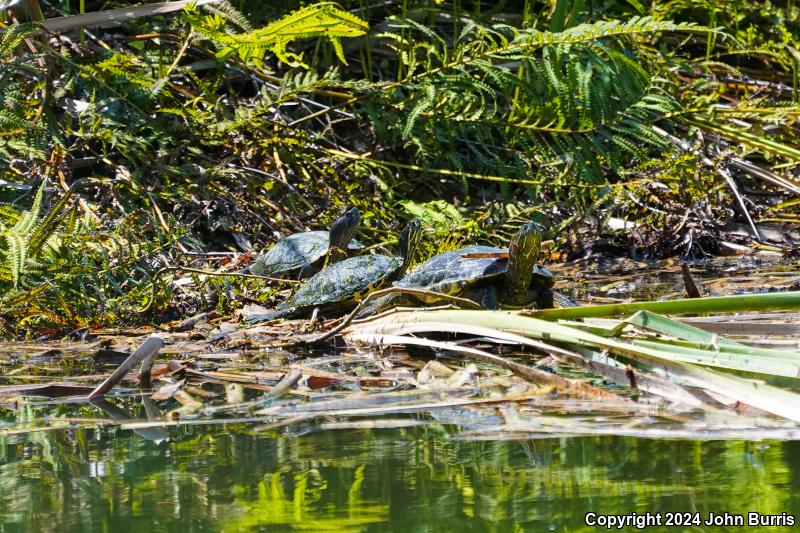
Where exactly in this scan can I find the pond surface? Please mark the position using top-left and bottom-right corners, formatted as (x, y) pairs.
(2, 257), (800, 532)
(2, 421), (800, 532)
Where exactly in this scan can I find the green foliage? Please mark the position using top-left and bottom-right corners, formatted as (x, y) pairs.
(0, 185), (188, 331)
(0, 3), (382, 332)
(0, 184), (73, 287)
(0, 24), (47, 160)
(399, 199), (471, 258)
(0, 0), (798, 330)
(400, 199), (464, 230)
(186, 1), (368, 68)
(365, 17), (707, 191)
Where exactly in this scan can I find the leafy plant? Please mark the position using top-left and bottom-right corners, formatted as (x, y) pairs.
(0, 184), (74, 287)
(186, 1), (368, 68)
(365, 17), (713, 192)
(0, 0), (798, 332)
(400, 199), (464, 230)
(0, 23), (47, 160)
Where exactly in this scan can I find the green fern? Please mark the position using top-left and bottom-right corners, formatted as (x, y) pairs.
(0, 25), (48, 160)
(400, 199), (465, 230)
(199, 0), (252, 32)
(1, 185), (45, 287)
(0, 185), (76, 287)
(0, 23), (34, 57)
(186, 2), (368, 68)
(366, 17), (711, 186)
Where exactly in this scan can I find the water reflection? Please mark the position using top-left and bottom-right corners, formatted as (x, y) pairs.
(90, 397), (169, 444)
(555, 256), (799, 303)
(3, 257), (800, 531)
(2, 422), (799, 532)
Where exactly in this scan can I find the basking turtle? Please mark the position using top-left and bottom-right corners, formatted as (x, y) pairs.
(361, 221), (575, 315)
(247, 219), (423, 322)
(247, 207), (362, 278)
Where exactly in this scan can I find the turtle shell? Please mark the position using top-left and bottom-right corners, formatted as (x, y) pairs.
(250, 231), (361, 277)
(284, 253), (401, 310)
(396, 245), (554, 295)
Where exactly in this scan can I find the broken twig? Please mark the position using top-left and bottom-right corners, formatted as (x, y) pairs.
(88, 335), (164, 399)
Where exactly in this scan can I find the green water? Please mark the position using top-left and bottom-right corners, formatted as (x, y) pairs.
(2, 420), (800, 532)
(3, 259), (800, 532)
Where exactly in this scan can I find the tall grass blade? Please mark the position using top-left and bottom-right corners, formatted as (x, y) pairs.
(528, 291), (800, 320)
(362, 310), (800, 422)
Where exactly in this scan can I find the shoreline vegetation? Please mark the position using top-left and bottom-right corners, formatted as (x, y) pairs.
(0, 0), (797, 332)
(2, 1), (800, 437)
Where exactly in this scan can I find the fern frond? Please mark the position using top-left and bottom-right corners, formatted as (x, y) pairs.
(519, 17), (720, 48)
(400, 200), (465, 229)
(0, 110), (37, 131)
(0, 24), (35, 58)
(3, 185), (44, 287)
(187, 2), (368, 68)
(29, 194), (76, 255)
(0, 205), (22, 224)
(374, 16), (695, 185)
(199, 0), (252, 31)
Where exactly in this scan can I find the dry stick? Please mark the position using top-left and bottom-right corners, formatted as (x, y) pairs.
(348, 317), (721, 405)
(89, 398), (170, 443)
(345, 321), (583, 361)
(259, 388), (474, 416)
(126, 395), (556, 430)
(348, 332), (618, 398)
(56, 170), (101, 222)
(138, 348), (157, 388)
(326, 148), (545, 186)
(180, 56), (355, 120)
(680, 263), (702, 298)
(38, 0), (221, 33)
(225, 164), (314, 212)
(272, 287), (484, 348)
(730, 158), (800, 195)
(551, 348), (720, 409)
(202, 368), (303, 415)
(148, 192), (189, 254)
(653, 126), (763, 242)
(159, 27), (193, 82)
(256, 393), (542, 417)
(119, 415), (303, 431)
(172, 311), (213, 332)
(87, 335), (164, 399)
(253, 415), (315, 432)
(720, 168), (762, 241)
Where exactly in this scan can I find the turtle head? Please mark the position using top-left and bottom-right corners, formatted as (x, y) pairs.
(501, 221), (542, 308)
(327, 207), (362, 261)
(397, 219), (423, 276)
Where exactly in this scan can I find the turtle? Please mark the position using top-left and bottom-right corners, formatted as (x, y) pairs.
(246, 207), (362, 278)
(359, 221), (576, 316)
(246, 219), (423, 322)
